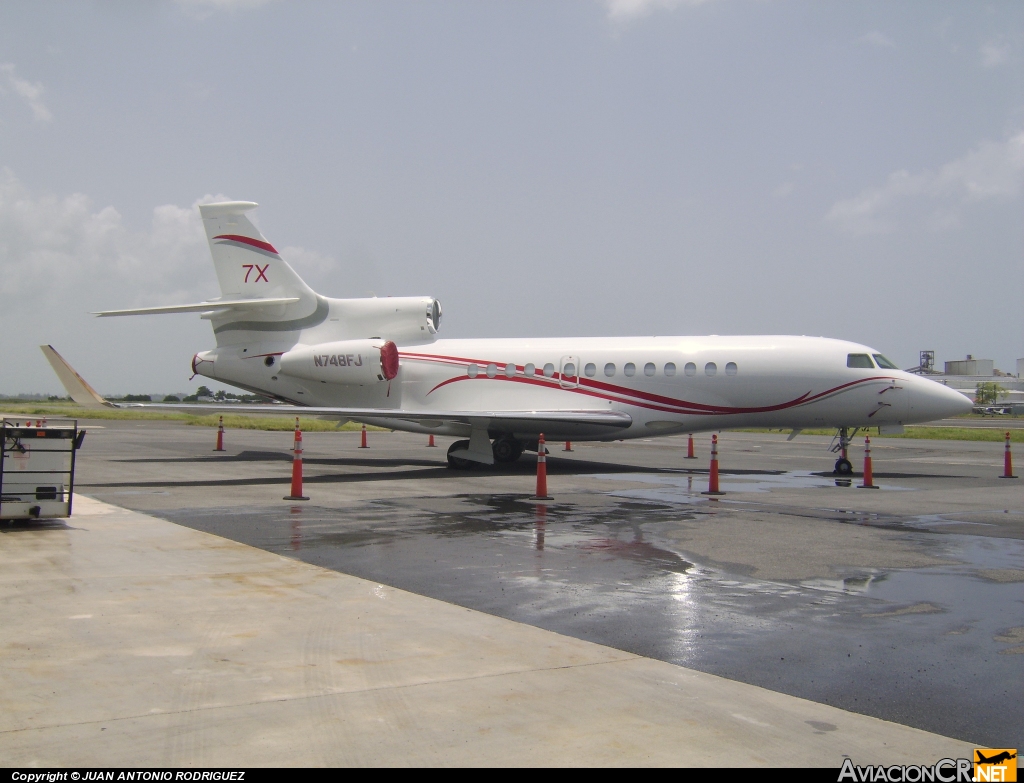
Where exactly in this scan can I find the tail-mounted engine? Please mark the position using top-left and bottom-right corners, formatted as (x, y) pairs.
(334, 297), (442, 343)
(279, 340), (399, 385)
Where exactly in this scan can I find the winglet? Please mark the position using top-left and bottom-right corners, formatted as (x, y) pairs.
(39, 345), (114, 408)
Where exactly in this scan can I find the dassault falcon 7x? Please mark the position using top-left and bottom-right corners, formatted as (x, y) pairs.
(43, 201), (971, 473)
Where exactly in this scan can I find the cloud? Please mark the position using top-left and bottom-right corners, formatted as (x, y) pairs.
(0, 171), (225, 307)
(0, 172), (343, 393)
(0, 63), (52, 122)
(604, 0), (713, 23)
(859, 31), (896, 49)
(981, 39), (1011, 68)
(826, 132), (1024, 235)
(0, 172), (335, 308)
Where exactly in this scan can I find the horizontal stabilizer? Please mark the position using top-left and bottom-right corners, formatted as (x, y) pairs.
(40, 345), (114, 408)
(93, 298), (300, 317)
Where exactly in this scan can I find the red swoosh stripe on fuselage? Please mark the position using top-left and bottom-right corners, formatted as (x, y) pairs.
(212, 234), (280, 255)
(399, 351), (894, 417)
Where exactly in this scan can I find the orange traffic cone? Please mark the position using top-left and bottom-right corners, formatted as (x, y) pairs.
(359, 423), (368, 448)
(564, 440), (573, 452)
(284, 418), (309, 501)
(214, 415), (226, 451)
(531, 433), (552, 500)
(702, 434), (725, 496)
(1000, 431), (1018, 479)
(858, 436), (878, 489)
(686, 433), (696, 459)
(427, 434), (436, 447)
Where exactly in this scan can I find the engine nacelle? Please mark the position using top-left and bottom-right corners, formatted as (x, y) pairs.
(332, 297), (442, 343)
(279, 340), (399, 385)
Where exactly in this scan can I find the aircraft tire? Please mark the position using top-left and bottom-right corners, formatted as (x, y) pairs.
(834, 458), (853, 475)
(491, 437), (523, 464)
(446, 439), (475, 470)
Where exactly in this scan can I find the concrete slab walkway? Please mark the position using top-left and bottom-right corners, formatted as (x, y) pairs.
(0, 497), (973, 766)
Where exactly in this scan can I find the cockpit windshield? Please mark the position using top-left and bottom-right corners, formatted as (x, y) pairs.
(872, 354), (899, 370)
(847, 353), (874, 368)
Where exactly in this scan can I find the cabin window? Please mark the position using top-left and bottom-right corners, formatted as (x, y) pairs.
(705, 362), (717, 376)
(624, 362), (636, 377)
(525, 363), (536, 376)
(873, 354), (898, 370)
(563, 362), (576, 378)
(725, 362), (738, 376)
(847, 353), (874, 369)
(468, 364), (479, 378)
(486, 363), (497, 378)
(644, 362), (656, 377)
(684, 362), (696, 376)
(505, 363), (516, 378)
(543, 362), (555, 377)
(664, 362), (676, 377)
(604, 363), (616, 377)
(584, 362), (596, 377)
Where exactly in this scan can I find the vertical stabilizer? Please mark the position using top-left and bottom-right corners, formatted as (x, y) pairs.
(198, 202), (314, 301)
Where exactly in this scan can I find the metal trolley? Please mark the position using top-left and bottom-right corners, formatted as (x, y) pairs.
(1, 418), (85, 521)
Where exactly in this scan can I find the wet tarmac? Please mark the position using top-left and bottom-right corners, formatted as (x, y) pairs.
(66, 420), (1024, 748)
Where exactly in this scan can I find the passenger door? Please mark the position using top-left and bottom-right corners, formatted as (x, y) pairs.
(559, 356), (579, 389)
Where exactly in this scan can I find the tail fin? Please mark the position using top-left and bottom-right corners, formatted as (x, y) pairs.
(199, 202), (314, 301)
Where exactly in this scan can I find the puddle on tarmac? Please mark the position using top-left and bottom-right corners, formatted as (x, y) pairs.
(585, 470), (911, 501)
(155, 488), (1024, 747)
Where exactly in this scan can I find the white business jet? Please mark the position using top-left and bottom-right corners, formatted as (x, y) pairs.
(43, 201), (971, 474)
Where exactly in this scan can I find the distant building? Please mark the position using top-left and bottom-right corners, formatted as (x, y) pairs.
(944, 355), (994, 376)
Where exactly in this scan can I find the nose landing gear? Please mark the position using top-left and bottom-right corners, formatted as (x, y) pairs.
(830, 427), (860, 475)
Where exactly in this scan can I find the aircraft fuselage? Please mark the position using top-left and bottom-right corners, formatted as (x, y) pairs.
(193, 334), (971, 440)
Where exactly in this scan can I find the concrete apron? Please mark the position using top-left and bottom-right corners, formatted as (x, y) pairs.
(0, 496), (973, 767)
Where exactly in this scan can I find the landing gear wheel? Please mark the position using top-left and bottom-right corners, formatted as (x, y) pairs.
(446, 439), (474, 470)
(491, 437), (523, 464)
(834, 458), (853, 475)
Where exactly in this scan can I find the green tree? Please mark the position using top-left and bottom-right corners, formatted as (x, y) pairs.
(196, 385), (213, 398)
(975, 382), (1004, 405)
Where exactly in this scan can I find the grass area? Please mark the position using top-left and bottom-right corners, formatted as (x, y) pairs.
(2, 401), (1020, 441)
(0, 402), (382, 432)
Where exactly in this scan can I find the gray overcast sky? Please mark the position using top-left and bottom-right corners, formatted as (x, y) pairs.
(1, 0), (1022, 395)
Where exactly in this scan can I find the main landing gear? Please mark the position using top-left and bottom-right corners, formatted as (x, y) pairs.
(491, 436), (524, 464)
(446, 436), (526, 469)
(830, 427), (860, 475)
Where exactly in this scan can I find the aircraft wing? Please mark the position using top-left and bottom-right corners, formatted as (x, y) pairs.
(92, 297), (300, 317)
(40, 345), (116, 408)
(124, 403), (630, 430)
(40, 345), (632, 432)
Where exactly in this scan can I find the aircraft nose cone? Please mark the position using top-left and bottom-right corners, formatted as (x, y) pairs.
(911, 379), (972, 422)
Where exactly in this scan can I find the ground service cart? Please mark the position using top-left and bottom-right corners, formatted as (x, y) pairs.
(1, 418), (85, 521)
